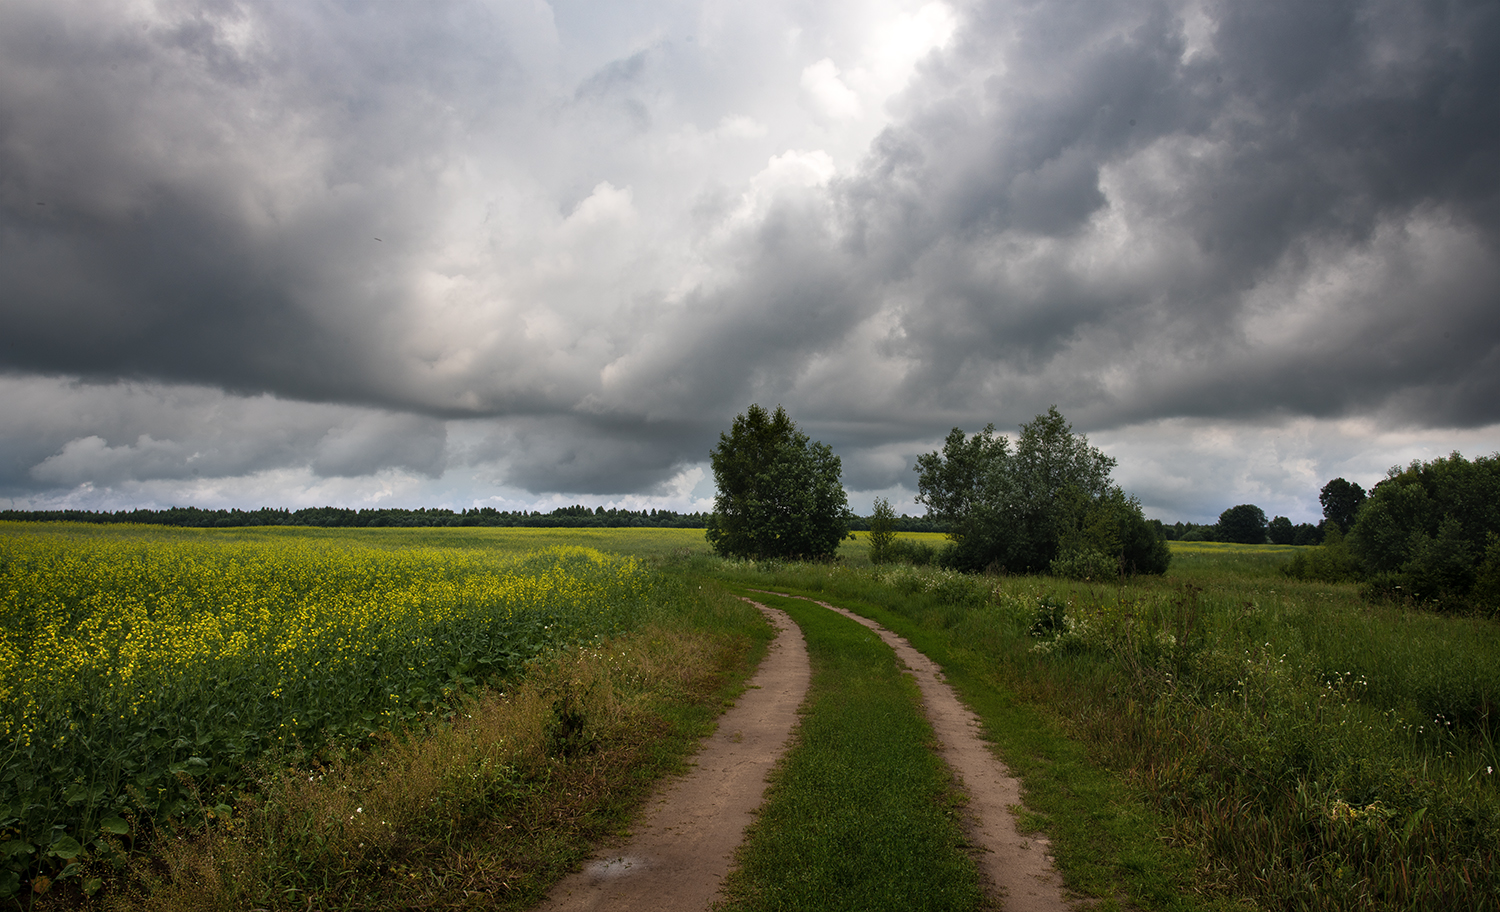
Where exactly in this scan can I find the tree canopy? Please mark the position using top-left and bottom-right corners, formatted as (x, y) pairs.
(706, 404), (853, 560)
(1348, 452), (1500, 606)
(1320, 478), (1367, 534)
(914, 406), (1169, 576)
(1216, 504), (1268, 544)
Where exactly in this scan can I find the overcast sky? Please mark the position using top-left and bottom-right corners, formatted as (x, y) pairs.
(3, 0), (1498, 524)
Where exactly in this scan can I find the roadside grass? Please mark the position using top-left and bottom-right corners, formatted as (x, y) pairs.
(716, 575), (1202, 912)
(713, 589), (986, 912)
(8, 528), (770, 912)
(707, 545), (1500, 911)
(97, 608), (769, 912)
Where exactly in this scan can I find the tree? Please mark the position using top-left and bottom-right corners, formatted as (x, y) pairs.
(1217, 504), (1268, 544)
(1319, 478), (1367, 534)
(914, 406), (1168, 575)
(867, 497), (897, 563)
(1348, 452), (1500, 606)
(1293, 522), (1323, 546)
(1268, 515), (1295, 545)
(706, 404), (853, 560)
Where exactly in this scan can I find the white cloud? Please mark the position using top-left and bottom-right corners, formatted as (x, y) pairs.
(801, 58), (863, 121)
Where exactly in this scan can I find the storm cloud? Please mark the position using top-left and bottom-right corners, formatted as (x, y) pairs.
(2, 0), (1497, 522)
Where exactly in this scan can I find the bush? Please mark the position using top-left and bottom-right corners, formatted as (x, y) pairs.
(1050, 547), (1118, 581)
(1281, 526), (1362, 583)
(883, 538), (936, 566)
(867, 498), (897, 563)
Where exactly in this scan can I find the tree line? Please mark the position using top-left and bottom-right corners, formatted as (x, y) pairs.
(0, 503), (948, 533)
(1199, 457), (1500, 612)
(0, 505), (711, 529)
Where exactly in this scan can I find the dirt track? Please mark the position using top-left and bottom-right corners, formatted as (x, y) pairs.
(534, 601), (810, 912)
(766, 592), (1071, 912)
(533, 592), (1072, 911)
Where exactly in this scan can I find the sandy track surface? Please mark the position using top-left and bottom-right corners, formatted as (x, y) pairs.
(752, 590), (1072, 912)
(533, 600), (810, 912)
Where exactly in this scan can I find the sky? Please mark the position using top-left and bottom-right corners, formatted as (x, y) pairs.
(2, 0), (1498, 525)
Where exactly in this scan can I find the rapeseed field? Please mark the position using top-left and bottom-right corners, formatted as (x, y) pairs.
(0, 522), (660, 896)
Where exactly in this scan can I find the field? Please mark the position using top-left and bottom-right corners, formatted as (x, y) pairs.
(0, 522), (725, 904)
(720, 539), (1500, 909)
(8, 523), (1500, 910)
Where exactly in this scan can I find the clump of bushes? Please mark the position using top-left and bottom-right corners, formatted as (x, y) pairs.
(1281, 526), (1362, 583)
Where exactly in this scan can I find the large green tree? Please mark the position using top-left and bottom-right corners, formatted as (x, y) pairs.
(1216, 504), (1268, 544)
(1319, 477), (1367, 534)
(1348, 452), (1500, 606)
(706, 404), (853, 560)
(914, 406), (1169, 575)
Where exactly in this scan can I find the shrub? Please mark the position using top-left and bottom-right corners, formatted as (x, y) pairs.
(883, 538), (936, 566)
(1050, 547), (1118, 581)
(867, 498), (897, 563)
(1281, 525), (1361, 583)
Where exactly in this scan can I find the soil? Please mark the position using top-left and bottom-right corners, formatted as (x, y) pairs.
(533, 600), (810, 912)
(532, 592), (1073, 911)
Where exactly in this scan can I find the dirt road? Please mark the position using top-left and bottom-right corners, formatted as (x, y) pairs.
(533, 591), (1072, 911)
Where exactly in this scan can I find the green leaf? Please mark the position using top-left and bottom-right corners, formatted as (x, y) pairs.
(46, 836), (82, 860)
(83, 877), (103, 896)
(99, 817), (130, 836)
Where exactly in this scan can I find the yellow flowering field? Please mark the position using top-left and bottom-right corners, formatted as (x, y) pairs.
(0, 522), (666, 893)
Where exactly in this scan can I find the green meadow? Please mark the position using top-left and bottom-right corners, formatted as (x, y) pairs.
(713, 536), (1500, 910)
(6, 524), (1500, 910)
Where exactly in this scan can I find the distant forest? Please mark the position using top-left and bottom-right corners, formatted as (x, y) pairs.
(0, 505), (948, 532)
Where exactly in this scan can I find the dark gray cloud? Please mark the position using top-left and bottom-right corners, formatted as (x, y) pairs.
(822, 0), (1500, 440)
(0, 0), (1497, 515)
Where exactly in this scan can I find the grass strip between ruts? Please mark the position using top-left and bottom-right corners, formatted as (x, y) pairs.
(713, 588), (988, 912)
(743, 583), (1213, 912)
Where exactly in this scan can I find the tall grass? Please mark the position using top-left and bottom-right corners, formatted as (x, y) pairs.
(708, 545), (1500, 910)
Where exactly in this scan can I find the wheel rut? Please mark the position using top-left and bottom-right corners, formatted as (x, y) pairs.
(533, 599), (809, 912)
(749, 589), (1073, 912)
